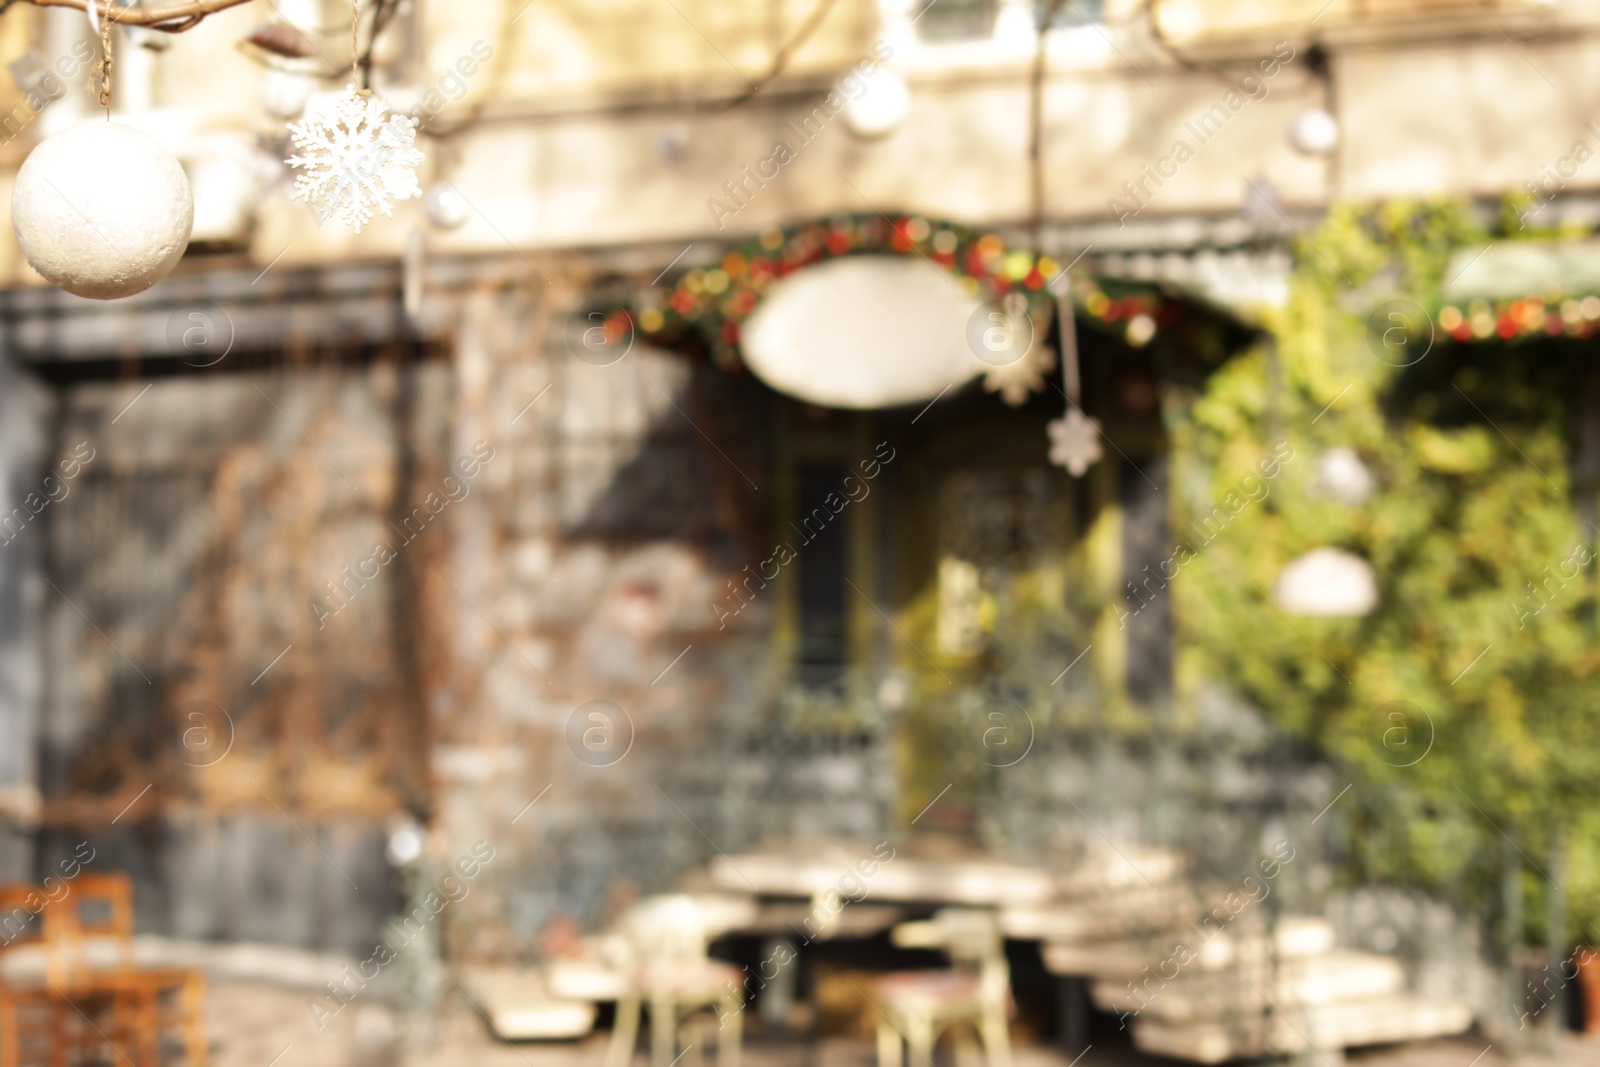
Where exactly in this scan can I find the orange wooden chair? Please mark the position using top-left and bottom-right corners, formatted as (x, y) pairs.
(0, 872), (207, 1067)
(0, 882), (79, 1067)
(63, 873), (207, 1067)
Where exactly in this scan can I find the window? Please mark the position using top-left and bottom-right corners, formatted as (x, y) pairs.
(795, 464), (849, 688)
(914, 0), (1000, 41)
(936, 469), (1059, 656)
(914, 0), (1104, 45)
(1039, 0), (1104, 26)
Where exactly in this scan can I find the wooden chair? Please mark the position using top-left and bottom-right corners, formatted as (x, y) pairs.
(0, 872), (207, 1067)
(63, 873), (207, 1067)
(873, 909), (1012, 1067)
(0, 883), (79, 1067)
(604, 896), (744, 1067)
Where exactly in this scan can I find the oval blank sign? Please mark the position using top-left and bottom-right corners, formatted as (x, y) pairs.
(740, 256), (987, 409)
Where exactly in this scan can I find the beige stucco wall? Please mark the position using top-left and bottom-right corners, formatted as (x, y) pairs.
(0, 0), (1591, 285)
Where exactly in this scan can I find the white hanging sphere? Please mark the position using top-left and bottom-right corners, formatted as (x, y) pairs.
(1288, 107), (1340, 155)
(1312, 446), (1375, 506)
(1273, 547), (1377, 617)
(259, 70), (318, 120)
(375, 83), (425, 118)
(13, 121), (192, 300)
(385, 819), (425, 866)
(842, 69), (910, 139)
(424, 181), (470, 230)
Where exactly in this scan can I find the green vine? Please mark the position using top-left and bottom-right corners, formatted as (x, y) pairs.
(1173, 199), (1600, 945)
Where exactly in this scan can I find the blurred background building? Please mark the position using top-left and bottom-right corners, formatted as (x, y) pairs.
(0, 0), (1596, 1056)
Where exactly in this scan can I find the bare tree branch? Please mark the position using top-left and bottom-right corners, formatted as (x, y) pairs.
(17, 0), (254, 30)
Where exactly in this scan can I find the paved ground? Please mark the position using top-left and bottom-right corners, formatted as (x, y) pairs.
(201, 980), (1600, 1067)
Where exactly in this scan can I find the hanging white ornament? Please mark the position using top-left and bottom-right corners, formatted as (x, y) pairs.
(1045, 275), (1103, 477)
(1288, 107), (1340, 155)
(1311, 446), (1375, 506)
(260, 70), (318, 120)
(423, 181), (469, 230)
(1048, 408), (1103, 476)
(983, 341), (1055, 406)
(973, 291), (1053, 406)
(12, 121), (193, 300)
(842, 69), (909, 139)
(1273, 547), (1377, 617)
(285, 85), (423, 233)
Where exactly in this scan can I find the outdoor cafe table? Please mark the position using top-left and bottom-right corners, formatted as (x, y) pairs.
(708, 847), (1058, 907)
(705, 843), (1174, 1053)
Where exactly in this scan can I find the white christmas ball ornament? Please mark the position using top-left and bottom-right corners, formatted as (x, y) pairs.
(259, 70), (318, 120)
(1288, 108), (1340, 155)
(424, 181), (469, 230)
(1273, 547), (1377, 617)
(842, 69), (910, 139)
(13, 121), (192, 300)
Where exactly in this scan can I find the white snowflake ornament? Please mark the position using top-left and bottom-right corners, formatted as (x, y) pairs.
(982, 340), (1055, 407)
(1048, 408), (1103, 477)
(286, 85), (423, 233)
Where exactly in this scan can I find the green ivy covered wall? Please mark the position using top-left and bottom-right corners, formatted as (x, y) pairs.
(1174, 200), (1600, 948)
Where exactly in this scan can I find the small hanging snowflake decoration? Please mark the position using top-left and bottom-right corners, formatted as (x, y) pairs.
(286, 85), (423, 233)
(1048, 408), (1103, 477)
(972, 292), (1056, 407)
(982, 341), (1056, 407)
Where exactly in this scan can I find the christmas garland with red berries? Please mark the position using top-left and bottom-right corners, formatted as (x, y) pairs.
(599, 214), (1188, 365)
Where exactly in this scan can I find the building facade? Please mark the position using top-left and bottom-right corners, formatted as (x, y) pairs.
(0, 0), (1587, 971)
